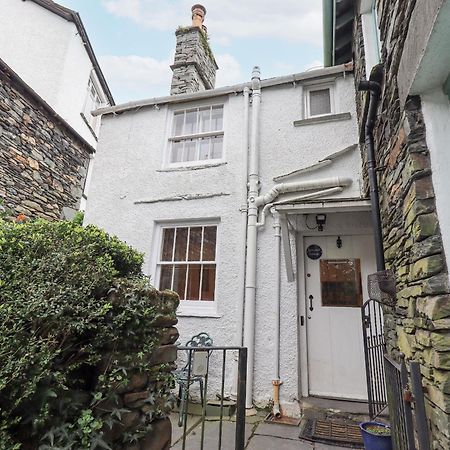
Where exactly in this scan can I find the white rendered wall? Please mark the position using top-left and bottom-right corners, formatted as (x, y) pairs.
(85, 73), (361, 409)
(0, 0), (100, 147)
(422, 89), (450, 266)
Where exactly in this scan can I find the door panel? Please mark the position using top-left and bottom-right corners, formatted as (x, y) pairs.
(305, 235), (375, 400)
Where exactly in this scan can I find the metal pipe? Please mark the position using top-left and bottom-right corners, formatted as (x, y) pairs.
(255, 177), (352, 207)
(237, 87), (250, 346)
(272, 211), (282, 418)
(358, 80), (385, 271)
(230, 87), (250, 400)
(243, 66), (261, 409)
(256, 186), (345, 228)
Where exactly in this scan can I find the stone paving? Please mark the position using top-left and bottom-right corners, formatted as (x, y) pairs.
(170, 416), (352, 450)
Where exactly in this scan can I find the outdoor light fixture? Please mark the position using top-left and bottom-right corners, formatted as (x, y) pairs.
(336, 236), (342, 248)
(316, 214), (327, 231)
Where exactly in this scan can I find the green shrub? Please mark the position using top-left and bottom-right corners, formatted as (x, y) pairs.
(0, 219), (174, 449)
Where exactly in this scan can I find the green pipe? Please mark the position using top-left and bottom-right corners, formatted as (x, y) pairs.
(323, 0), (334, 67)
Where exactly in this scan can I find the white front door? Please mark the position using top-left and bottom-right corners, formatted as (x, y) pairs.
(304, 235), (376, 400)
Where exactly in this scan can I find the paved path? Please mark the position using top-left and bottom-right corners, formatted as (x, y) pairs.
(170, 417), (352, 449)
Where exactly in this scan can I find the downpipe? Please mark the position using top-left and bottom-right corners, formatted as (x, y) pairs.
(272, 211), (282, 418)
(243, 67), (262, 410)
(358, 79), (385, 271)
(231, 87), (251, 400)
(237, 87), (250, 346)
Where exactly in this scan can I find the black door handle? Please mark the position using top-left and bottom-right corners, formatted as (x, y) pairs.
(309, 295), (314, 311)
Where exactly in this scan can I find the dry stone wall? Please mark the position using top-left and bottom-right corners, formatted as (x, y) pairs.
(0, 63), (91, 220)
(101, 290), (179, 450)
(353, 1), (450, 447)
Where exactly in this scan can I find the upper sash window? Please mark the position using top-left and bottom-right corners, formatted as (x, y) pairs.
(169, 105), (224, 165)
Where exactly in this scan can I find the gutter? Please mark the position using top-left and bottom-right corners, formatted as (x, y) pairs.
(93, 64), (353, 117)
(358, 65), (385, 271)
(27, 0), (115, 106)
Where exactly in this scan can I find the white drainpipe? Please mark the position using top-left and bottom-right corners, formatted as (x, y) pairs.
(255, 177), (352, 207)
(236, 87), (250, 347)
(256, 186), (346, 228)
(243, 66), (261, 409)
(272, 210), (282, 418)
(231, 87), (250, 400)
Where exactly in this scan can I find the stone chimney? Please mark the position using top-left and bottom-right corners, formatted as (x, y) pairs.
(170, 4), (219, 95)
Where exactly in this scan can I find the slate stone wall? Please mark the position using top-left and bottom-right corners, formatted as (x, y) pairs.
(170, 27), (217, 95)
(353, 1), (450, 447)
(0, 65), (91, 220)
(101, 290), (179, 450)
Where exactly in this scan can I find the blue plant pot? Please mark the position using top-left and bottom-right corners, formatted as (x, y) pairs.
(359, 421), (392, 450)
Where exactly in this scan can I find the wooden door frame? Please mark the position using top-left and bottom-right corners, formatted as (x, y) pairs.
(296, 229), (374, 399)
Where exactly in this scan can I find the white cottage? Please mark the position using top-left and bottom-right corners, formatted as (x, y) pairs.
(86, 5), (377, 416)
(0, 0), (114, 207)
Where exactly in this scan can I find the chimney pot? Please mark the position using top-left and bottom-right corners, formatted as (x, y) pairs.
(191, 4), (206, 28)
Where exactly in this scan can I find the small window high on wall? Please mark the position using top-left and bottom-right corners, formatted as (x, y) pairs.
(169, 105), (224, 166)
(305, 85), (334, 118)
(157, 224), (218, 302)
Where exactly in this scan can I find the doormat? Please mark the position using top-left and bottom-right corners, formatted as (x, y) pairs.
(264, 413), (301, 426)
(299, 418), (363, 448)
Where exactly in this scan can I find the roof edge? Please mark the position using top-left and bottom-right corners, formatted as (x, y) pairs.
(95, 63), (354, 117)
(28, 0), (115, 105)
(0, 57), (95, 154)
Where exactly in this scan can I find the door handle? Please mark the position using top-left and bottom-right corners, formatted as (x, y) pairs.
(309, 295), (314, 311)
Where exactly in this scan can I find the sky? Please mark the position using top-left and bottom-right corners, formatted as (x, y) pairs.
(58, 0), (324, 105)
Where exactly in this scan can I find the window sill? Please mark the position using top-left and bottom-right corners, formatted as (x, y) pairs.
(177, 302), (221, 318)
(158, 161), (227, 172)
(293, 112), (352, 127)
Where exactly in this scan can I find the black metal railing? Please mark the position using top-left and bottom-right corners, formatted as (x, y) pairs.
(175, 346), (247, 450)
(361, 297), (388, 418)
(384, 354), (415, 450)
(361, 270), (396, 418)
(384, 355), (432, 450)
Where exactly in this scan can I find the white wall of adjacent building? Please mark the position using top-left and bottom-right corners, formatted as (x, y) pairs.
(422, 89), (450, 266)
(85, 71), (362, 411)
(0, 0), (108, 148)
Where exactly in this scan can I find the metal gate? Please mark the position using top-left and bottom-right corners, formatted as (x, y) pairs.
(361, 296), (387, 418)
(361, 270), (395, 418)
(362, 271), (430, 450)
(384, 353), (415, 450)
(384, 355), (431, 450)
(174, 345), (247, 450)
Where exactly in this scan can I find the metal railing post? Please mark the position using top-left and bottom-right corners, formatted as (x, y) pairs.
(410, 361), (430, 450)
(235, 348), (247, 450)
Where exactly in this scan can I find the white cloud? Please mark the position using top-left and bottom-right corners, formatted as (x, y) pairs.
(101, 0), (323, 45)
(99, 52), (243, 102)
(215, 54), (242, 87)
(99, 54), (173, 100)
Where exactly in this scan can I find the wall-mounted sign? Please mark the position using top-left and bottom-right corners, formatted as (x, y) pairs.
(306, 244), (322, 260)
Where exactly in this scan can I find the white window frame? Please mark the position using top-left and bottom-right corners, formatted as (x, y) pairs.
(82, 73), (106, 136)
(152, 219), (221, 317)
(165, 103), (226, 169)
(360, 0), (381, 77)
(304, 83), (335, 118)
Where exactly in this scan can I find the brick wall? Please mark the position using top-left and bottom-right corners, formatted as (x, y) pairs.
(0, 61), (91, 220)
(353, 1), (450, 447)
